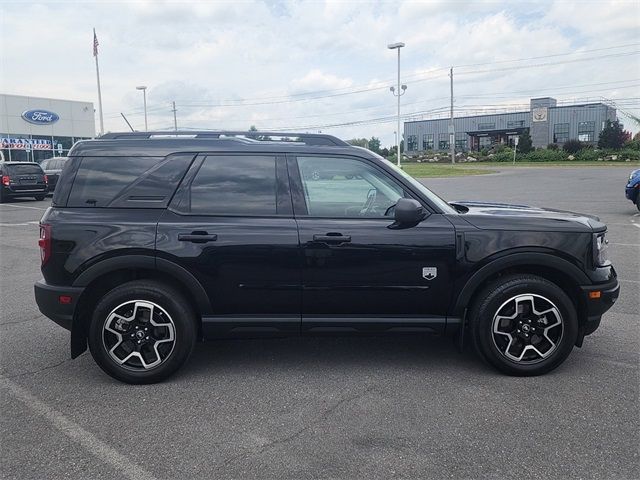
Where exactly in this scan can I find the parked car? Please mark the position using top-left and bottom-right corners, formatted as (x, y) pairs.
(625, 168), (640, 211)
(0, 161), (48, 202)
(39, 157), (68, 193)
(34, 131), (619, 384)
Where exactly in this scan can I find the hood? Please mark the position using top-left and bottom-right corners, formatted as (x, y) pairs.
(450, 200), (605, 233)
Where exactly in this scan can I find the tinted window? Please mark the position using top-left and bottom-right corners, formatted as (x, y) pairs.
(297, 156), (403, 218)
(187, 155), (277, 215)
(6, 164), (43, 175)
(68, 156), (163, 207)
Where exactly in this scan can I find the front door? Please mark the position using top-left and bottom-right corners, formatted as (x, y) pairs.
(288, 154), (457, 334)
(156, 153), (301, 336)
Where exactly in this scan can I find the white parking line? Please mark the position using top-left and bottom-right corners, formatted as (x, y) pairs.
(0, 376), (158, 480)
(0, 203), (48, 211)
(0, 221), (39, 227)
(610, 242), (640, 247)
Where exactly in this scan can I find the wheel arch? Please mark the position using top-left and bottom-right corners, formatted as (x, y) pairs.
(70, 255), (211, 358)
(453, 252), (589, 323)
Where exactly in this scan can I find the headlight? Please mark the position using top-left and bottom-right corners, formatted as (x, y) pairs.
(593, 232), (610, 267)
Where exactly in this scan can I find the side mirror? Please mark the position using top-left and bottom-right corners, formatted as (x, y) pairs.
(392, 198), (427, 227)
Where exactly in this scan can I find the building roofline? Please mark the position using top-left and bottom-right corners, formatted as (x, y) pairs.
(0, 92), (94, 105)
(404, 101), (611, 124)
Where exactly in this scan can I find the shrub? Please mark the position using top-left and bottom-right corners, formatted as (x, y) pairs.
(519, 149), (565, 162)
(575, 149), (599, 161)
(547, 143), (559, 150)
(517, 131), (534, 153)
(491, 151), (514, 162)
(563, 139), (583, 154)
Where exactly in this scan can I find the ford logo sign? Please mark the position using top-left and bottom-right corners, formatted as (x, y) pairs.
(21, 109), (60, 125)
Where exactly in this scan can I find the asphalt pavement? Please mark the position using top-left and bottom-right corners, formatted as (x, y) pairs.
(0, 166), (638, 480)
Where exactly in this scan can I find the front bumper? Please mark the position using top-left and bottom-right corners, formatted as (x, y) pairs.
(34, 279), (84, 331)
(579, 277), (620, 336)
(625, 184), (638, 202)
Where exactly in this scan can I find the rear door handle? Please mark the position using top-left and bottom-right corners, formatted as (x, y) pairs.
(178, 232), (218, 243)
(313, 233), (351, 244)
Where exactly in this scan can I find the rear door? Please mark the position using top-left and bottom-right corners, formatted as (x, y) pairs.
(156, 153), (301, 336)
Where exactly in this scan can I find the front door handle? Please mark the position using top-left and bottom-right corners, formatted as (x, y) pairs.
(178, 231), (218, 243)
(313, 233), (351, 244)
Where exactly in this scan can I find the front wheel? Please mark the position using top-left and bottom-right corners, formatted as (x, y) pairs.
(88, 280), (197, 384)
(470, 274), (578, 376)
(34, 195), (46, 201)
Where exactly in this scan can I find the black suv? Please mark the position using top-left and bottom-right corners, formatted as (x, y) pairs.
(34, 131), (620, 384)
(0, 161), (48, 202)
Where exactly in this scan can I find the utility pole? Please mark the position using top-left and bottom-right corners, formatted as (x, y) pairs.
(171, 101), (178, 131)
(387, 42), (406, 168)
(449, 67), (455, 164)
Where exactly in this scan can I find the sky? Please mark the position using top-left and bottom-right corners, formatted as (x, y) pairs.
(1, 0), (639, 145)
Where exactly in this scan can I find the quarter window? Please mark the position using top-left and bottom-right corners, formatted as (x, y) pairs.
(296, 156), (404, 218)
(187, 155), (277, 215)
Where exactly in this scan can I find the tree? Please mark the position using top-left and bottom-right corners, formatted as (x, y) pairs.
(517, 130), (533, 153)
(347, 138), (368, 148)
(598, 120), (627, 150)
(368, 136), (381, 153)
(249, 125), (258, 131)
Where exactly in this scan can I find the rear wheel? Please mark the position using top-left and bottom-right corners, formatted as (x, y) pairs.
(34, 195), (46, 201)
(88, 280), (197, 384)
(470, 274), (578, 376)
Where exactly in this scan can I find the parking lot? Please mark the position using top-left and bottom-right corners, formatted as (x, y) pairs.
(0, 165), (638, 480)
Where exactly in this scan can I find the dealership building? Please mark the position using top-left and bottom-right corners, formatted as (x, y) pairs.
(404, 97), (617, 154)
(0, 94), (95, 162)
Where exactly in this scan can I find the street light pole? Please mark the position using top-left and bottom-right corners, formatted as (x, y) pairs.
(388, 42), (405, 168)
(136, 86), (148, 131)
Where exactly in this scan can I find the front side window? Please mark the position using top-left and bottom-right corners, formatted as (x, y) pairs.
(188, 155), (277, 215)
(296, 156), (404, 218)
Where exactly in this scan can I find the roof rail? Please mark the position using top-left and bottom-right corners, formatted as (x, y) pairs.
(99, 131), (349, 146)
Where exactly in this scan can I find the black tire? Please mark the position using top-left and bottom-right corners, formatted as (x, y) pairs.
(34, 195), (46, 201)
(470, 274), (578, 376)
(88, 280), (197, 384)
(636, 195), (640, 212)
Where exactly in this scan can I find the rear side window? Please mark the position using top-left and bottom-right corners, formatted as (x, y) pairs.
(68, 156), (163, 207)
(6, 164), (43, 175)
(183, 155), (277, 215)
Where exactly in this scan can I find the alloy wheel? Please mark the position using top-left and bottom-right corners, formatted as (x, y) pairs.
(491, 294), (563, 364)
(102, 300), (176, 370)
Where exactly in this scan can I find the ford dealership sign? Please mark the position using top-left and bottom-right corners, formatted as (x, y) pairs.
(21, 109), (60, 125)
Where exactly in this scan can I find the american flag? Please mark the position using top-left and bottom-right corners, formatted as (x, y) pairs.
(93, 29), (99, 57)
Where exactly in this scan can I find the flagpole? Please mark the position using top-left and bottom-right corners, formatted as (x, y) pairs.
(93, 28), (104, 136)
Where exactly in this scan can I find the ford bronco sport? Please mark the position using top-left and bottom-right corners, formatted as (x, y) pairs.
(34, 131), (619, 383)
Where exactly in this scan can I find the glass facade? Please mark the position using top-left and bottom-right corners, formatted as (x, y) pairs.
(407, 135), (418, 151)
(0, 135), (90, 163)
(438, 133), (449, 150)
(422, 134), (434, 150)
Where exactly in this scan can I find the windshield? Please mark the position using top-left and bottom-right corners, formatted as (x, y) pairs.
(364, 151), (457, 214)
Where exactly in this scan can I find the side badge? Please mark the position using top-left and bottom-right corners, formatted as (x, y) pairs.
(422, 267), (437, 280)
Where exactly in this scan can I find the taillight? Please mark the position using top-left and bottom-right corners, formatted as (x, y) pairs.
(44, 174), (48, 184)
(39, 224), (52, 265)
(1, 175), (9, 186)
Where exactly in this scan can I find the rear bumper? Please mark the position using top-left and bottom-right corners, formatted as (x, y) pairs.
(580, 277), (620, 336)
(34, 279), (84, 331)
(2, 185), (48, 197)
